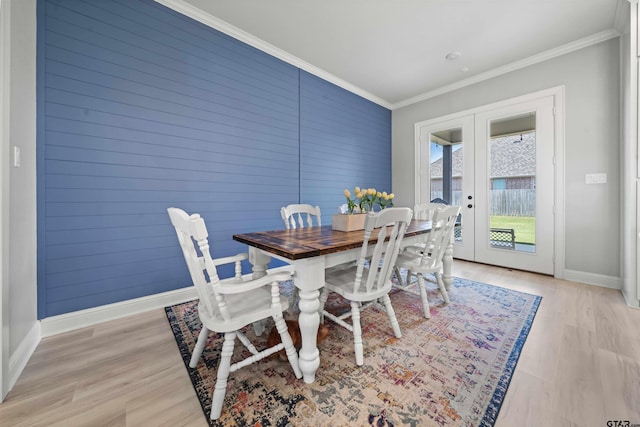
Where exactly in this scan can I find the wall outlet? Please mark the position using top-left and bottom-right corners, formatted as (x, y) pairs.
(585, 173), (606, 184)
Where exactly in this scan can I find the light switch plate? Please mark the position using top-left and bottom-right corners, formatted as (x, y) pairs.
(13, 146), (20, 167)
(585, 173), (606, 184)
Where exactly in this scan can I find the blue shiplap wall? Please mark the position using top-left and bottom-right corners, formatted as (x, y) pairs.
(300, 72), (392, 216)
(37, 0), (391, 318)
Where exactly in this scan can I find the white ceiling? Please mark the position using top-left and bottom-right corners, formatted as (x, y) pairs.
(166, 0), (626, 109)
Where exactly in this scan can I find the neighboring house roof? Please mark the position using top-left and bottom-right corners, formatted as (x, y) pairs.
(430, 132), (536, 178)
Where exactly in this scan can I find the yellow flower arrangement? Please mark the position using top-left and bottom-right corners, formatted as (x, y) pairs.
(343, 187), (394, 214)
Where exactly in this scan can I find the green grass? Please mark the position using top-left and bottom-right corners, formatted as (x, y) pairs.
(489, 216), (535, 244)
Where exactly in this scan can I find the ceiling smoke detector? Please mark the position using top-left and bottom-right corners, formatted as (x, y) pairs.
(445, 51), (461, 61)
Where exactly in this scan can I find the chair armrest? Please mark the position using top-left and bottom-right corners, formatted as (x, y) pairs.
(218, 271), (292, 295)
(211, 253), (248, 266)
(201, 253), (248, 281)
(403, 244), (428, 254)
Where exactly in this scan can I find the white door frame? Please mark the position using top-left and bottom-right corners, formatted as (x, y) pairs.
(414, 86), (566, 278)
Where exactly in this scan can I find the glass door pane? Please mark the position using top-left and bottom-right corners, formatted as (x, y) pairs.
(487, 113), (536, 253)
(430, 127), (463, 242)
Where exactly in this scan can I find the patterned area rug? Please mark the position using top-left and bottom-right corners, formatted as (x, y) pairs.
(165, 277), (541, 427)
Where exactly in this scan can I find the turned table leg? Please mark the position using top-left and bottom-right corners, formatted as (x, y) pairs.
(292, 257), (324, 383)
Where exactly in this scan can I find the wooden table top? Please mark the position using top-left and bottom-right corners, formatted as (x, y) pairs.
(232, 219), (432, 261)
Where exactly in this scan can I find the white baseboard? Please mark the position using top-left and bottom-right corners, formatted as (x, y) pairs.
(40, 286), (198, 338)
(9, 321), (40, 392)
(40, 265), (294, 338)
(7, 267), (295, 398)
(563, 269), (622, 290)
(621, 289), (640, 309)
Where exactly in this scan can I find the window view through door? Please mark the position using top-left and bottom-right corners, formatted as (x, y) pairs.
(429, 129), (463, 242)
(429, 129), (462, 205)
(487, 113), (536, 253)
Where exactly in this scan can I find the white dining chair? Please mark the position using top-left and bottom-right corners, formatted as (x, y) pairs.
(167, 207), (302, 420)
(319, 207), (413, 366)
(280, 203), (321, 307)
(393, 205), (461, 318)
(413, 202), (447, 221)
(280, 204), (321, 229)
(398, 202), (446, 285)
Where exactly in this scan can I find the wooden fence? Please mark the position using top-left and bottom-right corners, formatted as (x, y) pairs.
(431, 189), (535, 216)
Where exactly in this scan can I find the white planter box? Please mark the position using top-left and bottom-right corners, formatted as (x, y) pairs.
(331, 213), (367, 231)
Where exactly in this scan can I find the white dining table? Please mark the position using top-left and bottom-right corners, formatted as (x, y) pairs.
(233, 220), (453, 384)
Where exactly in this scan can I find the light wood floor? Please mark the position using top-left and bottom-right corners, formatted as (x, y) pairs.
(1, 260), (639, 426)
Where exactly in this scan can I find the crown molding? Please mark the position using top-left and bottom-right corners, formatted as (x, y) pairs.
(154, 0), (392, 109)
(391, 29), (621, 109)
(155, 1), (621, 112)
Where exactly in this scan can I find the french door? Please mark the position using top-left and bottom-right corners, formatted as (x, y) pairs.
(416, 93), (556, 275)
(416, 115), (475, 260)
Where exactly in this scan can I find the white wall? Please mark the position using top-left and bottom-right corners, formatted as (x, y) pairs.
(392, 38), (622, 282)
(5, 0), (38, 391)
